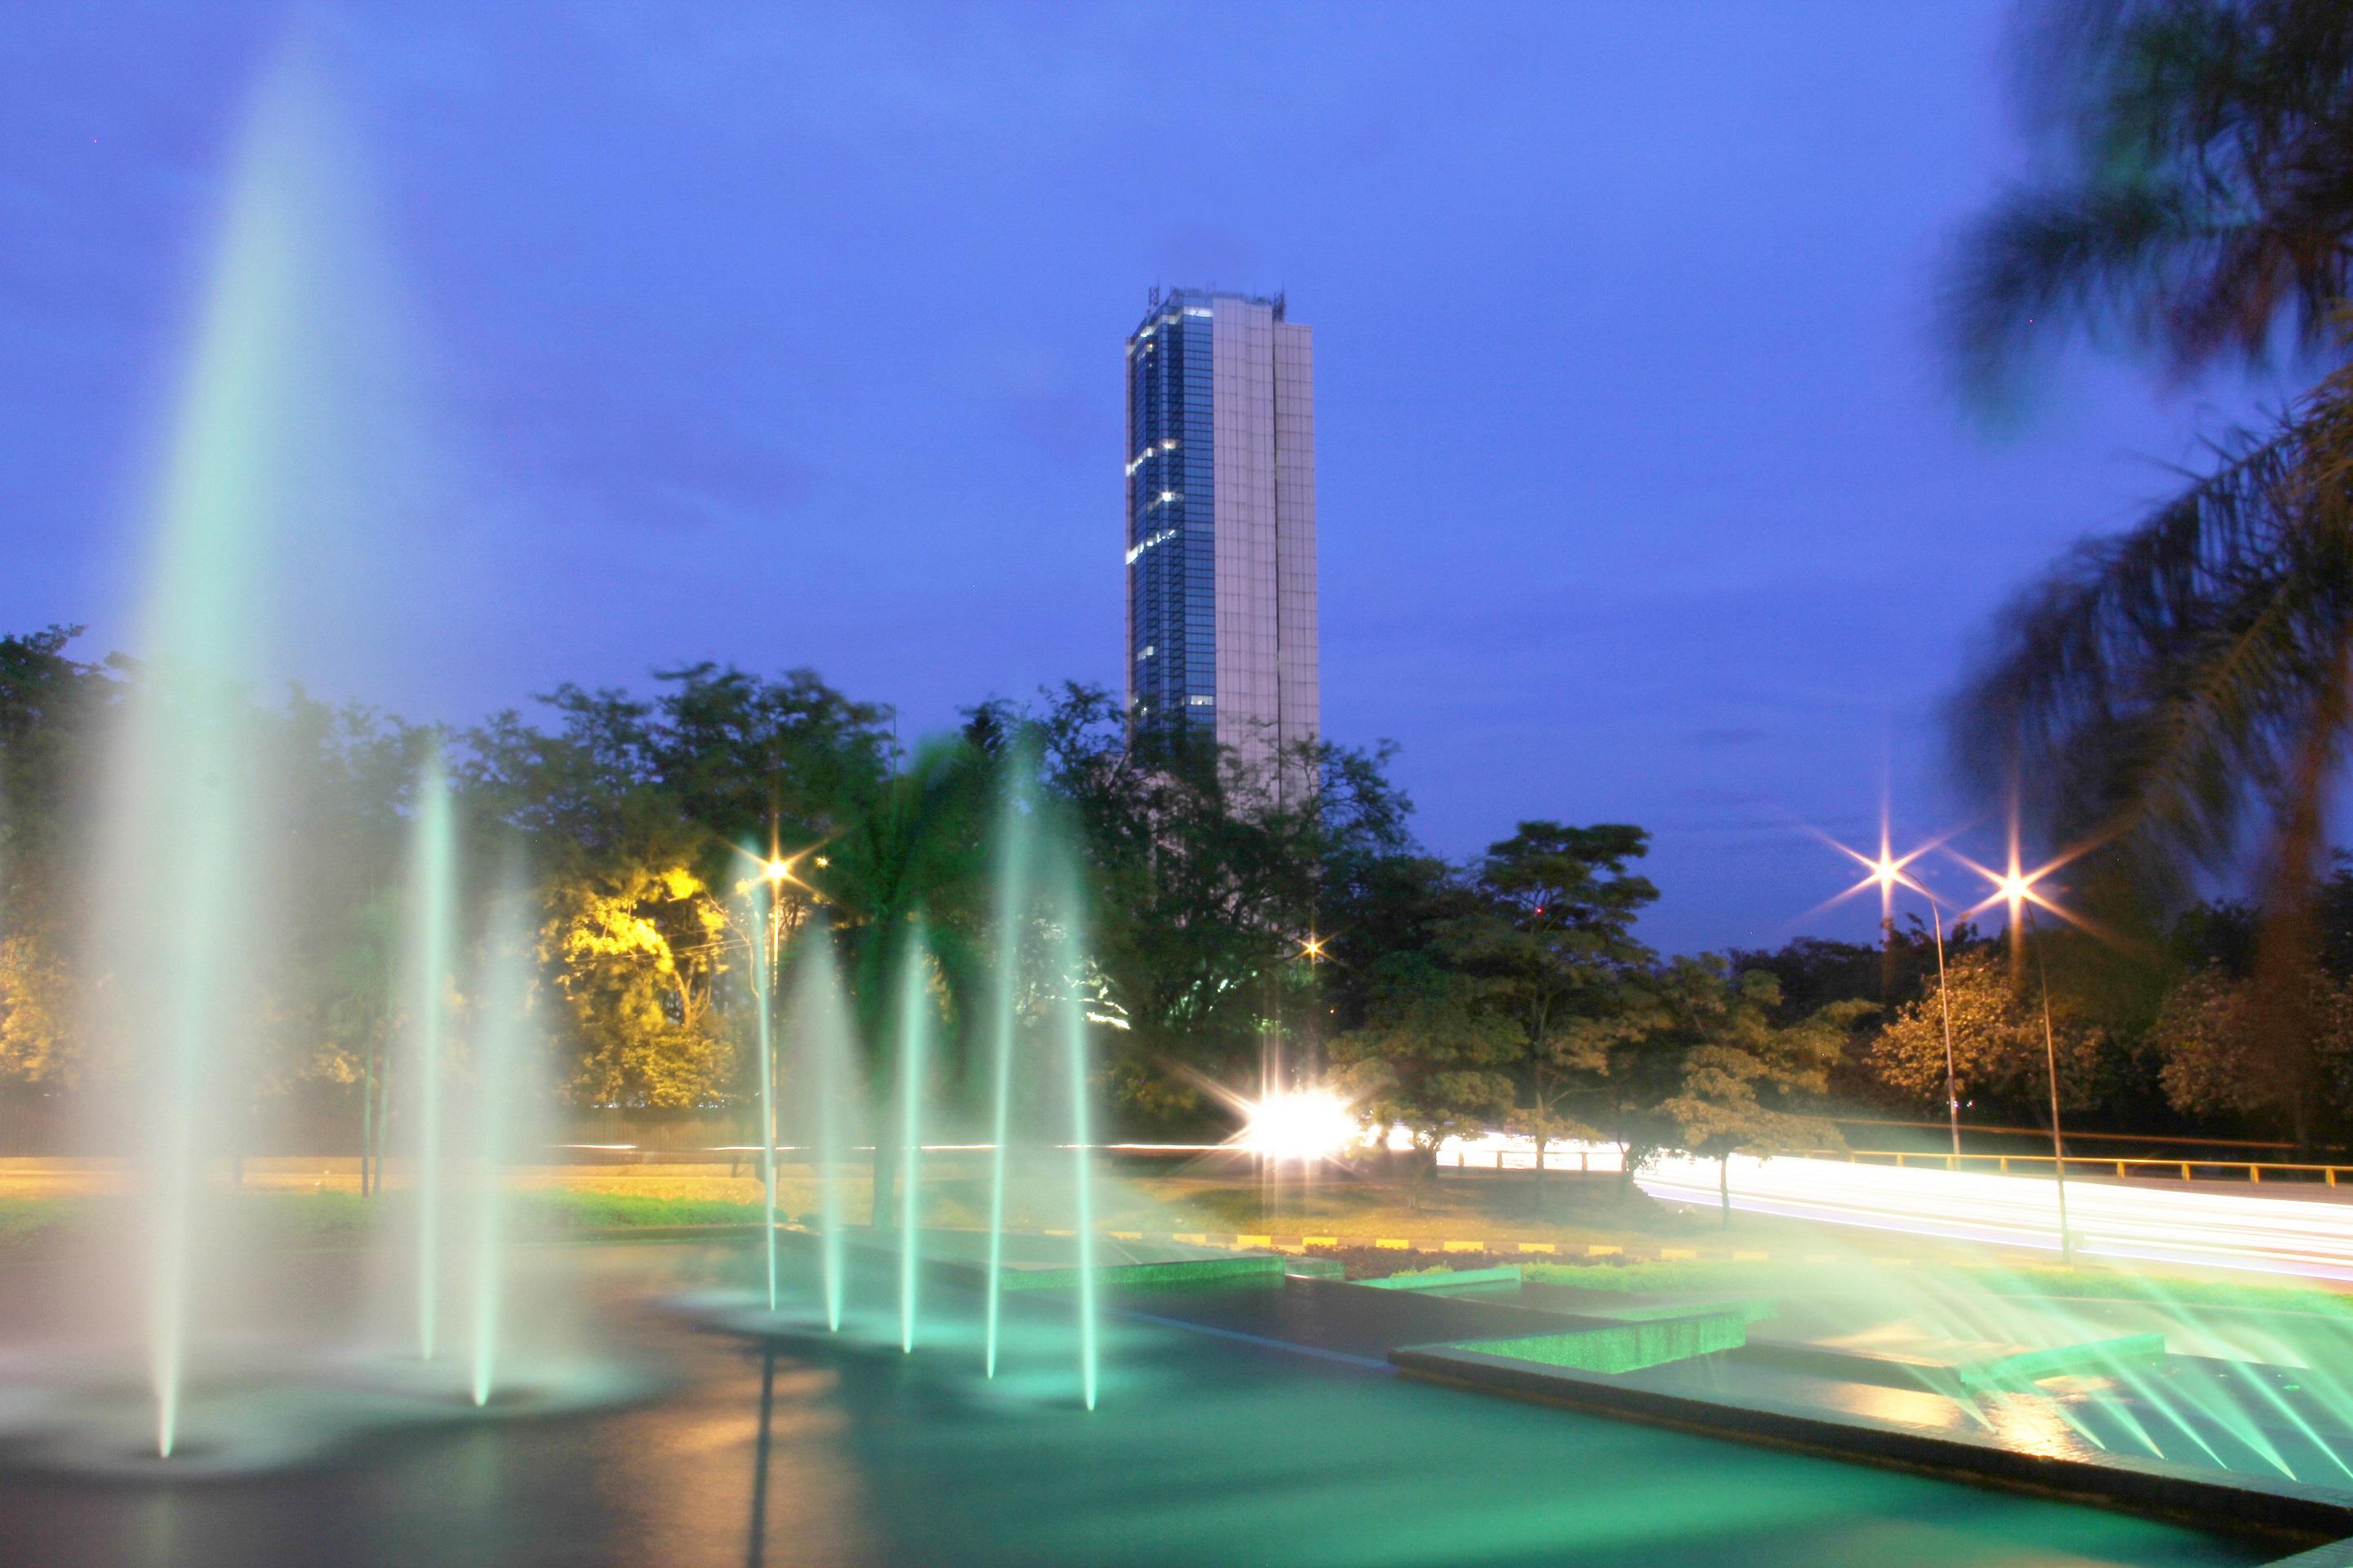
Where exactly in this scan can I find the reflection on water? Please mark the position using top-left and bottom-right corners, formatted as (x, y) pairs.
(0, 1246), (2273, 1568)
(747, 1347), (776, 1568)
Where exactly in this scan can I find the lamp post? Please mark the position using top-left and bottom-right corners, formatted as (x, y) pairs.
(2016, 892), (2072, 1267)
(1959, 846), (2077, 1268)
(1866, 855), (1964, 1164)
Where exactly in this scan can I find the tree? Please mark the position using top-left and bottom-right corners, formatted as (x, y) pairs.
(1559, 957), (1857, 1212)
(1947, 0), (2353, 1145)
(812, 734), (993, 1223)
(1649, 962), (1865, 1227)
(542, 854), (737, 1108)
(0, 928), (70, 1088)
(2151, 962), (2353, 1134)
(1867, 948), (2109, 1122)
(1328, 953), (1519, 1208)
(463, 664), (894, 1117)
(1732, 924), (1968, 1099)
(976, 684), (1411, 1124)
(1949, 0), (2353, 400)
(0, 627), (114, 1093)
(1446, 822), (1656, 1206)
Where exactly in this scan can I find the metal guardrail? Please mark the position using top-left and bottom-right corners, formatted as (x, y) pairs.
(1430, 1142), (2353, 1188)
(1812, 1148), (2353, 1187)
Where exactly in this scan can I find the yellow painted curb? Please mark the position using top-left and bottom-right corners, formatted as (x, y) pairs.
(1110, 1230), (1143, 1242)
(1586, 1245), (1622, 1257)
(1172, 1233), (1209, 1245)
(1659, 1247), (1697, 1260)
(1443, 1240), (1484, 1253)
(1043, 1228), (1074, 1237)
(1303, 1236), (1339, 1247)
(1517, 1242), (1557, 1254)
(1235, 1233), (1273, 1247)
(1374, 1237), (1411, 1250)
(1733, 1250), (1768, 1262)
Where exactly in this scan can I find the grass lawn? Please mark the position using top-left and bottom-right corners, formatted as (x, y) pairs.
(0, 1160), (2345, 1318)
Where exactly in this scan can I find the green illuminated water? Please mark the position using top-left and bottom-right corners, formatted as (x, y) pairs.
(896, 925), (931, 1353)
(1048, 857), (1099, 1410)
(784, 925), (857, 1332)
(100, 56), (338, 1459)
(1684, 1241), (2353, 1487)
(407, 753), (457, 1364)
(982, 770), (1034, 1379)
(467, 885), (535, 1407)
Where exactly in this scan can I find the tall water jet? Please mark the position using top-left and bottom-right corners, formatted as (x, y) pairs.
(1048, 856), (1100, 1410)
(782, 922), (860, 1333)
(466, 880), (540, 1407)
(982, 766), (1036, 1379)
(894, 925), (932, 1353)
(90, 56), (367, 1459)
(404, 753), (458, 1363)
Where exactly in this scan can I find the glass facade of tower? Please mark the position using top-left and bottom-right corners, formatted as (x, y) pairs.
(1124, 302), (1218, 733)
(1124, 287), (1319, 801)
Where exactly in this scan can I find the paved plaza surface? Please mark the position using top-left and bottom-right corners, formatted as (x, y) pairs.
(0, 1242), (2275, 1567)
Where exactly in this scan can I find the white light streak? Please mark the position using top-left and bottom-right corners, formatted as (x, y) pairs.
(1636, 1153), (2353, 1283)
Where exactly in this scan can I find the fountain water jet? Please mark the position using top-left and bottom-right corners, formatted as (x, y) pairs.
(466, 881), (540, 1408)
(405, 753), (458, 1364)
(91, 53), (363, 1459)
(895, 924), (932, 1354)
(782, 922), (861, 1334)
(1047, 855), (1100, 1410)
(982, 768), (1035, 1378)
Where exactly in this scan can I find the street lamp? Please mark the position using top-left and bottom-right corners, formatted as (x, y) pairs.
(1818, 825), (1964, 1161)
(1954, 837), (2082, 1267)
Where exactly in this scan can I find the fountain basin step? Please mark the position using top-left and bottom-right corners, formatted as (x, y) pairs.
(1391, 1339), (2353, 1553)
(995, 1255), (1288, 1294)
(1445, 1308), (1753, 1375)
(1358, 1265), (1525, 1293)
(1743, 1330), (2170, 1393)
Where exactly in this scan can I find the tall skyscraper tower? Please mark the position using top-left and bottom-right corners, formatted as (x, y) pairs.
(1123, 288), (1318, 802)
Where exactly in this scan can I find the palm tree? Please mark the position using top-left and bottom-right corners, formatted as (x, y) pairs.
(811, 734), (995, 1223)
(1948, 0), (2353, 1141)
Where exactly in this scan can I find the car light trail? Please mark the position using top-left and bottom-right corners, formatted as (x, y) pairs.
(1635, 1153), (2353, 1283)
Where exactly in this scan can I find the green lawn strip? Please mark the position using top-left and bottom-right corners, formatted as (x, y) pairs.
(508, 1190), (764, 1233)
(0, 1189), (769, 1250)
(1358, 1264), (1523, 1292)
(0, 1197), (83, 1246)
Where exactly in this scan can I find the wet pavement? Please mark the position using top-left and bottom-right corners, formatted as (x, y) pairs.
(0, 1242), (2272, 1567)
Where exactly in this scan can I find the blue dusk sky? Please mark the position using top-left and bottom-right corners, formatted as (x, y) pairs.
(0, 3), (2298, 953)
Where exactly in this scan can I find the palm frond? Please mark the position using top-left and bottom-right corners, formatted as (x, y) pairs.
(1950, 0), (2353, 396)
(1955, 356), (2353, 904)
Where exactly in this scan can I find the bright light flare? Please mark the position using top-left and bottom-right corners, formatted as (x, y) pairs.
(1237, 1089), (1359, 1163)
(1802, 817), (1950, 925)
(1946, 842), (2106, 940)
(729, 837), (834, 899)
